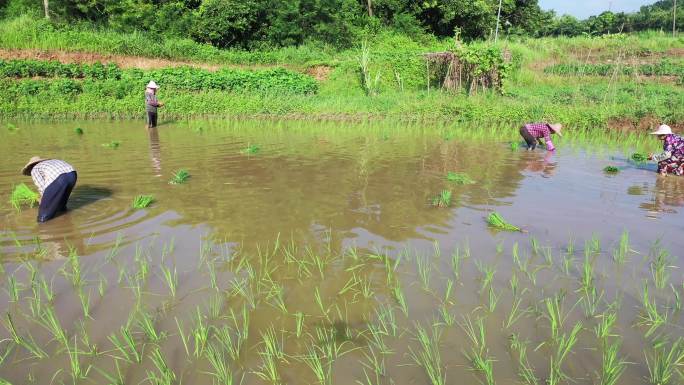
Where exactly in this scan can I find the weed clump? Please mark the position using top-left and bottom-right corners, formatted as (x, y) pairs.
(10, 183), (39, 210)
(446, 172), (474, 185)
(487, 212), (522, 232)
(169, 169), (190, 184)
(603, 166), (619, 173)
(431, 190), (452, 208)
(132, 195), (154, 209)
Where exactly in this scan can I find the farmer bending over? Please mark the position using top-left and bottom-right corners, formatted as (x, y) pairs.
(649, 124), (684, 176)
(519, 122), (562, 151)
(145, 81), (164, 128)
(22, 157), (77, 222)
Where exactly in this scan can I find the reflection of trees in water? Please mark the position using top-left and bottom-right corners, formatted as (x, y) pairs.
(637, 176), (684, 214)
(164, 136), (532, 249)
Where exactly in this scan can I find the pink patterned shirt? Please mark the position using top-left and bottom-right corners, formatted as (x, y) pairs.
(525, 123), (555, 150)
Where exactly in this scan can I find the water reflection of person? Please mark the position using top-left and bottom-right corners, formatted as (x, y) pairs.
(35, 214), (85, 260)
(523, 150), (557, 178)
(147, 127), (162, 177)
(641, 174), (684, 214)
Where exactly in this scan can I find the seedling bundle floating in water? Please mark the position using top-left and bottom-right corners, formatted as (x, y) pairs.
(487, 212), (522, 232)
(10, 183), (39, 211)
(132, 195), (154, 209)
(446, 172), (475, 185)
(169, 169), (190, 184)
(603, 166), (619, 173)
(431, 190), (452, 208)
(74, 127), (84, 135)
(631, 153), (647, 162)
(241, 144), (260, 155)
(102, 141), (120, 149)
(510, 142), (520, 151)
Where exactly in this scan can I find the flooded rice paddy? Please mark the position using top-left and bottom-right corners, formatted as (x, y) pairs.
(0, 120), (683, 385)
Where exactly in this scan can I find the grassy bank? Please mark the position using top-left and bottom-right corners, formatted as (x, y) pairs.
(1, 16), (683, 131)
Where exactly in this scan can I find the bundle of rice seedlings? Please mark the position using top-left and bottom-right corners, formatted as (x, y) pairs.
(132, 195), (155, 209)
(10, 183), (39, 211)
(487, 212), (522, 232)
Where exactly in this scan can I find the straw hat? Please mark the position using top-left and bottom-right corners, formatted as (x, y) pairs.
(649, 124), (673, 136)
(22, 156), (50, 176)
(549, 123), (563, 137)
(146, 80), (159, 89)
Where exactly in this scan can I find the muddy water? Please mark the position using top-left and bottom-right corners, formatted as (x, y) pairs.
(0, 120), (682, 385)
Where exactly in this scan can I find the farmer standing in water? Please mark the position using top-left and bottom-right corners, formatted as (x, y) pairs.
(145, 81), (164, 128)
(648, 124), (684, 176)
(519, 122), (562, 151)
(22, 157), (77, 222)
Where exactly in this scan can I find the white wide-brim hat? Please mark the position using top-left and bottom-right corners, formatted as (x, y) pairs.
(549, 123), (563, 137)
(649, 124), (673, 135)
(146, 81), (159, 89)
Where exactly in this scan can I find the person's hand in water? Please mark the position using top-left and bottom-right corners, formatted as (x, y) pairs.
(648, 153), (654, 161)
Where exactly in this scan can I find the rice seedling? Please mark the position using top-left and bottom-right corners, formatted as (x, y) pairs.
(431, 190), (452, 208)
(603, 165), (619, 173)
(94, 360), (125, 385)
(62, 247), (83, 289)
(295, 311), (305, 338)
(460, 316), (495, 385)
(1, 312), (47, 359)
(594, 309), (617, 344)
(510, 141), (521, 151)
(409, 324), (445, 385)
(131, 194), (154, 209)
(241, 143), (260, 154)
(416, 254), (432, 292)
(137, 310), (165, 343)
(631, 153), (647, 162)
(37, 304), (68, 348)
(509, 334), (539, 385)
(160, 264), (178, 298)
(6, 123), (17, 131)
(108, 325), (142, 363)
(548, 322), (582, 385)
(486, 286), (501, 313)
(78, 287), (92, 319)
(169, 168), (190, 184)
(638, 283), (667, 338)
(645, 338), (684, 385)
(505, 293), (528, 329)
(475, 260), (496, 292)
(9, 183), (39, 211)
(612, 230), (630, 264)
(74, 127), (84, 135)
(599, 340), (627, 385)
(579, 253), (602, 317)
(6, 275), (20, 302)
(446, 172), (475, 185)
(487, 212), (522, 232)
(66, 336), (92, 384)
(671, 284), (681, 313)
(530, 237), (540, 255)
(451, 247), (464, 280)
(544, 293), (569, 342)
(392, 281), (409, 317)
(102, 141), (121, 149)
(649, 240), (672, 289)
(358, 347), (389, 385)
(146, 347), (176, 385)
(205, 342), (236, 385)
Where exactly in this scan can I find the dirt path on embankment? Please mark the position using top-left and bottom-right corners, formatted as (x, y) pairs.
(0, 48), (223, 70)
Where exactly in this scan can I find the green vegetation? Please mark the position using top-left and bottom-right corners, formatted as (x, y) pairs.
(169, 169), (190, 184)
(603, 166), (619, 173)
(102, 141), (120, 149)
(241, 144), (260, 155)
(631, 153), (648, 162)
(487, 212), (522, 232)
(131, 195), (154, 209)
(446, 172), (475, 185)
(431, 190), (452, 208)
(9, 183), (39, 210)
(545, 60), (684, 78)
(74, 127), (84, 135)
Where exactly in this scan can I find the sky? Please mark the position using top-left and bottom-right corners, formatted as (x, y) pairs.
(538, 0), (652, 19)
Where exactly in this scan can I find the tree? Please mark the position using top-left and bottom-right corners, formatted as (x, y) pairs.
(192, 0), (266, 48)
